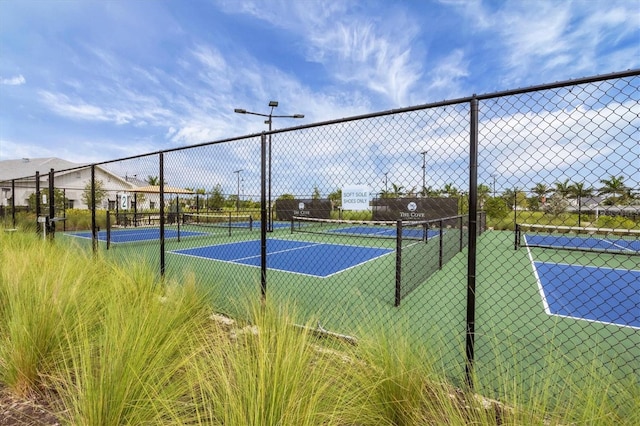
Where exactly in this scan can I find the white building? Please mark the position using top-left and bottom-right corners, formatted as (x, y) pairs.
(0, 157), (139, 210)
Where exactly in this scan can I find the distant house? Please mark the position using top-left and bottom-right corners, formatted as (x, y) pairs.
(566, 196), (640, 220)
(0, 157), (137, 210)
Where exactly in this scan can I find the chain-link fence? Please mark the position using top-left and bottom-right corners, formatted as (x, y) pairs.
(4, 69), (639, 400)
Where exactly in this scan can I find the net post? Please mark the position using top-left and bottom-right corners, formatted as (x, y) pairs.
(249, 215), (253, 231)
(133, 192), (138, 227)
(176, 195), (181, 243)
(228, 211), (232, 237)
(439, 219), (444, 270)
(11, 179), (16, 229)
(62, 188), (67, 232)
(48, 168), (55, 240)
(514, 224), (520, 250)
(395, 219), (402, 307)
(459, 215), (464, 251)
(36, 171), (41, 236)
(106, 210), (111, 250)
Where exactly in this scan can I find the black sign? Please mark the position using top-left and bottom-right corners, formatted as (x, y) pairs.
(276, 199), (332, 221)
(372, 197), (458, 222)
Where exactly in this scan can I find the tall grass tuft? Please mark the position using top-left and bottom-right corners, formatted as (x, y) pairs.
(1, 228), (638, 425)
(52, 264), (213, 425)
(475, 329), (640, 425)
(334, 325), (470, 425)
(0, 231), (101, 397)
(184, 299), (347, 425)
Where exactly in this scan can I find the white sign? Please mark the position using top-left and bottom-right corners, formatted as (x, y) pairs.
(342, 185), (370, 211)
(120, 194), (128, 209)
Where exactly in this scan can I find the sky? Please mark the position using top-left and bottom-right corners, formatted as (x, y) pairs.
(0, 0), (639, 196)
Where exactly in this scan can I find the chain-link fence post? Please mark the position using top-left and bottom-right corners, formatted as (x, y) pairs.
(465, 96), (479, 389)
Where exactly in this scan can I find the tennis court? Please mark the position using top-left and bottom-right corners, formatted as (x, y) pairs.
(525, 234), (640, 254)
(171, 238), (394, 278)
(533, 262), (639, 328)
(519, 225), (640, 329)
(290, 216), (444, 241)
(329, 225), (441, 240)
(67, 227), (207, 243)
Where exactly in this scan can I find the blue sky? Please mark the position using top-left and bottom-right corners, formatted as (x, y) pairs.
(1, 0), (638, 163)
(0, 0), (639, 196)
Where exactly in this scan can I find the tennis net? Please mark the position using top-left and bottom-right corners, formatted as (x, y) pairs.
(183, 213), (253, 231)
(395, 214), (479, 306)
(290, 212), (487, 307)
(290, 216), (427, 240)
(516, 223), (640, 255)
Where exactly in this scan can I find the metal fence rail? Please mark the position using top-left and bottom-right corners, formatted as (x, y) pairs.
(4, 69), (639, 399)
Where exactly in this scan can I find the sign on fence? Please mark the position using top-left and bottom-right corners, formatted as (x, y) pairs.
(342, 185), (370, 211)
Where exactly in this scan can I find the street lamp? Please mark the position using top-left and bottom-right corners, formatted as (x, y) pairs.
(234, 101), (304, 231)
(420, 151), (428, 196)
(234, 169), (243, 213)
(490, 174), (496, 197)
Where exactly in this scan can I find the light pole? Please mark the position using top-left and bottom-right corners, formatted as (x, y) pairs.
(420, 151), (427, 196)
(384, 172), (388, 194)
(490, 174), (496, 197)
(234, 169), (243, 213)
(234, 101), (304, 231)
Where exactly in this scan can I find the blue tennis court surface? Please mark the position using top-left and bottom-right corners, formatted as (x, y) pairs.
(526, 234), (640, 254)
(68, 228), (206, 243)
(534, 262), (640, 328)
(171, 238), (393, 277)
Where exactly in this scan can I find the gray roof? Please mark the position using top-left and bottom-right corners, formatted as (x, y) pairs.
(0, 157), (88, 181)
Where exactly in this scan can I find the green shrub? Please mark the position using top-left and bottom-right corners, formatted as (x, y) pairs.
(596, 215), (638, 230)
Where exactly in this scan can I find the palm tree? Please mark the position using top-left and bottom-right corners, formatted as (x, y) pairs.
(378, 189), (392, 199)
(569, 182), (593, 226)
(531, 183), (551, 204)
(404, 186), (417, 197)
(502, 187), (527, 211)
(442, 183), (459, 198)
(419, 185), (439, 197)
(147, 175), (160, 186)
(599, 175), (629, 205)
(477, 184), (491, 208)
(390, 183), (405, 198)
(554, 179), (571, 199)
(568, 182), (593, 200)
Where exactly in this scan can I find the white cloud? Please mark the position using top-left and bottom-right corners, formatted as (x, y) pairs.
(480, 100), (640, 187)
(1, 75), (26, 85)
(39, 91), (108, 121)
(215, 0), (425, 106)
(442, 0), (640, 86)
(304, 13), (424, 106)
(0, 139), (48, 161)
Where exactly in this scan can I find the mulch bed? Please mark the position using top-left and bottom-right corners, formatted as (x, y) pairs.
(0, 387), (60, 426)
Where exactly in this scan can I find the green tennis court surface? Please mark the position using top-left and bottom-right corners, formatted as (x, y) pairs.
(65, 227), (639, 396)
